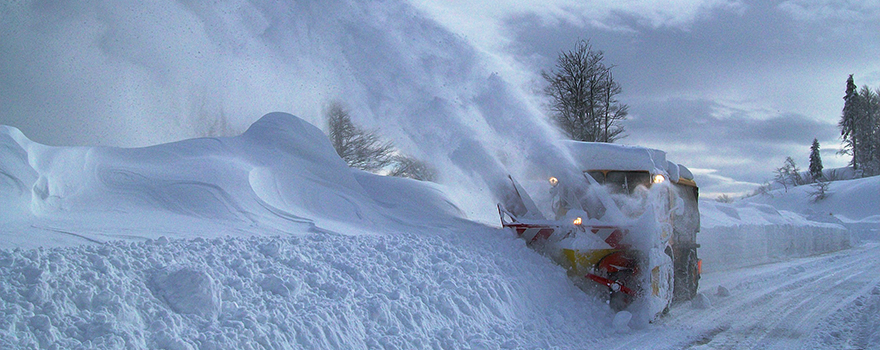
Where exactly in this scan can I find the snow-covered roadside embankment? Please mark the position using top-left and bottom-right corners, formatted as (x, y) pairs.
(0, 230), (609, 349)
(698, 201), (852, 273)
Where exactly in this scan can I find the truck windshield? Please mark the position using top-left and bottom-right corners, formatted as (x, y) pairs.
(586, 170), (652, 194)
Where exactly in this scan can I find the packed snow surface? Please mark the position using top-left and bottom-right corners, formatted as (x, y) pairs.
(2, 114), (878, 348)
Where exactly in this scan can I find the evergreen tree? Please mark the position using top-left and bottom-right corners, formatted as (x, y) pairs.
(855, 86), (879, 175)
(839, 75), (860, 170)
(858, 86), (880, 176)
(838, 75), (880, 176)
(809, 138), (823, 180)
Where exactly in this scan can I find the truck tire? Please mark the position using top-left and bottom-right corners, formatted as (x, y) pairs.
(685, 248), (700, 298)
(673, 247), (700, 302)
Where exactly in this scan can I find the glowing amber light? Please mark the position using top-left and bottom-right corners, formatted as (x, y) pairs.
(573, 217), (582, 225)
(549, 177), (559, 186)
(652, 174), (666, 184)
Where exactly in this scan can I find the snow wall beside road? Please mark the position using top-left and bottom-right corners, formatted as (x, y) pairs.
(698, 201), (853, 273)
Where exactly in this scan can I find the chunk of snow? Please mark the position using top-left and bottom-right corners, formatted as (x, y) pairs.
(612, 311), (633, 333)
(692, 293), (712, 309)
(149, 266), (222, 320)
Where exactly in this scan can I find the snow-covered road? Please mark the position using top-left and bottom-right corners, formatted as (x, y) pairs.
(606, 242), (880, 349)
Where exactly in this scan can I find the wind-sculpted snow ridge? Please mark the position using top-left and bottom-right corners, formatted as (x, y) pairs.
(0, 113), (461, 249)
(0, 230), (613, 349)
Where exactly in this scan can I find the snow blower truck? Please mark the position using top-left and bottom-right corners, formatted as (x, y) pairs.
(498, 142), (701, 316)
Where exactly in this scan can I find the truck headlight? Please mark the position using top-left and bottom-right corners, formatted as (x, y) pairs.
(652, 174), (666, 184)
(549, 176), (559, 187)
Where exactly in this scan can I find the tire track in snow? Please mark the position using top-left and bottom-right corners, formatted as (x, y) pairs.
(601, 243), (880, 349)
(688, 243), (880, 349)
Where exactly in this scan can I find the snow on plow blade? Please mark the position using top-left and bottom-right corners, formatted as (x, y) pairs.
(497, 174), (676, 317)
(499, 204), (640, 303)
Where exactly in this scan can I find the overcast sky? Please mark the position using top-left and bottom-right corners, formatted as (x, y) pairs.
(412, 0), (880, 197)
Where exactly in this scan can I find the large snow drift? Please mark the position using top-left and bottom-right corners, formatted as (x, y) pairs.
(0, 113), (461, 249)
(1, 0), (578, 224)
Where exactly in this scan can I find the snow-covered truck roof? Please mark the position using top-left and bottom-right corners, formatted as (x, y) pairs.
(563, 141), (695, 186)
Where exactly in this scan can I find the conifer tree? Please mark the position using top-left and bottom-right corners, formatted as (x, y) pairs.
(839, 75), (860, 170)
(809, 138), (823, 181)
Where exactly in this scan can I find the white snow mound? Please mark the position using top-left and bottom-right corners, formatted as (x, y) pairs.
(0, 113), (462, 248)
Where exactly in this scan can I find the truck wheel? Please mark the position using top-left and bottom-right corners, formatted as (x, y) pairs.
(687, 248), (700, 298)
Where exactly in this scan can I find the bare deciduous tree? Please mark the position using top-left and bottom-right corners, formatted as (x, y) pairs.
(326, 102), (395, 173)
(388, 155), (437, 181)
(326, 102), (437, 182)
(716, 194), (735, 203)
(774, 156), (805, 192)
(810, 179), (830, 202)
(543, 40), (627, 142)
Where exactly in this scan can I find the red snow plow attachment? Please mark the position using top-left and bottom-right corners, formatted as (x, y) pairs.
(498, 203), (642, 309)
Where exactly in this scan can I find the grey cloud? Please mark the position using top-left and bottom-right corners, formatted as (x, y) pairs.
(501, 0), (877, 195)
(625, 97), (840, 185)
(778, 0), (880, 22)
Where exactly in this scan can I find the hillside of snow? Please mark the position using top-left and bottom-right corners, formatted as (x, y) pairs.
(742, 176), (880, 239)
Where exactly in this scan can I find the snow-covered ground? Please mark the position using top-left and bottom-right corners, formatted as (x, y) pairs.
(742, 175), (880, 241)
(2, 113), (879, 349)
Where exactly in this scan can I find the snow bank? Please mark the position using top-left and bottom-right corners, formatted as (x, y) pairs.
(743, 176), (880, 241)
(698, 201), (852, 273)
(0, 222), (617, 349)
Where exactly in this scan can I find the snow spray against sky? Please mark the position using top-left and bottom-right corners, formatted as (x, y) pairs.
(1, 0), (586, 221)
